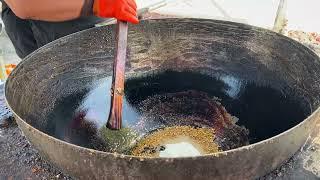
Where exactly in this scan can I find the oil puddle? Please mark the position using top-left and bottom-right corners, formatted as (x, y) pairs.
(44, 71), (310, 156)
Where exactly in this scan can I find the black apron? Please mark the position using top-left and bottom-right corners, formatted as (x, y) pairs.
(1, 1), (103, 58)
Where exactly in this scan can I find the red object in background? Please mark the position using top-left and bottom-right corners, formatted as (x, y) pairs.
(93, 0), (139, 24)
(5, 64), (17, 76)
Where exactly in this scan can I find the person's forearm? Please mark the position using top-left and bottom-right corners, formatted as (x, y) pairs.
(4, 0), (92, 21)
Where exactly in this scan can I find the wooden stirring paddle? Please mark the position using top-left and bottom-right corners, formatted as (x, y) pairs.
(107, 20), (128, 130)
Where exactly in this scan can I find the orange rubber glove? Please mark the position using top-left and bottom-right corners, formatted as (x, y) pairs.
(93, 0), (139, 24)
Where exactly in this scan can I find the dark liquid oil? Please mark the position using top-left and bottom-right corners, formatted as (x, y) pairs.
(44, 71), (310, 152)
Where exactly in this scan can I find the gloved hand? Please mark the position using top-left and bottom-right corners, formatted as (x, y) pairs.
(93, 0), (139, 24)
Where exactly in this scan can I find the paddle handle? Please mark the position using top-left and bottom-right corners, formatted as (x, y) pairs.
(107, 20), (128, 130)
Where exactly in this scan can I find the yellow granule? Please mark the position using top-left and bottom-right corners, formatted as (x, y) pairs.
(131, 126), (220, 157)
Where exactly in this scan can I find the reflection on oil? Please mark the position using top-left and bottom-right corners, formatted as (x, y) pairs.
(159, 139), (202, 158)
(220, 75), (244, 99)
(78, 77), (140, 129)
(44, 71), (310, 156)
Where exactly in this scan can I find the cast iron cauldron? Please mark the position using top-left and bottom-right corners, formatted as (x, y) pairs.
(5, 18), (320, 179)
